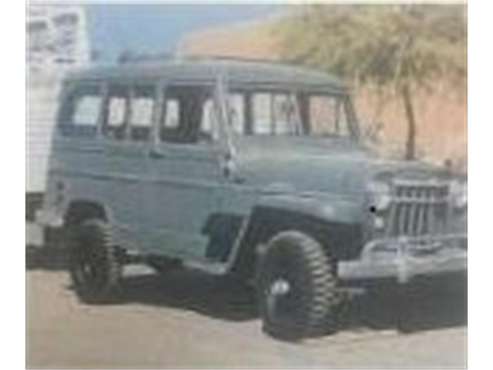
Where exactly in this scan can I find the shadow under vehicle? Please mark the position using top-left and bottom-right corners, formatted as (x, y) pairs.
(35, 58), (467, 340)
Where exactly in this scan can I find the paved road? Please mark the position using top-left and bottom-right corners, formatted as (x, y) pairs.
(26, 250), (467, 368)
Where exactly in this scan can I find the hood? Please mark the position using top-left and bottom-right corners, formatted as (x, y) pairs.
(234, 136), (447, 196)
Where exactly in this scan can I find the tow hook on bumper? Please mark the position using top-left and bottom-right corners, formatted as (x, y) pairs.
(338, 235), (467, 283)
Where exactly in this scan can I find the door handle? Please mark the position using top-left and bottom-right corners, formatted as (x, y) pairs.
(148, 149), (165, 159)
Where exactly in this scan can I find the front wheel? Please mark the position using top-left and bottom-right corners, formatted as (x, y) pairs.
(68, 219), (122, 303)
(256, 231), (340, 340)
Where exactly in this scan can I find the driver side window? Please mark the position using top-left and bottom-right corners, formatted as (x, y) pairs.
(309, 95), (350, 136)
(160, 85), (217, 144)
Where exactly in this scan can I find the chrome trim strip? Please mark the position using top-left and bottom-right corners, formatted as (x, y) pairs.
(363, 234), (466, 254)
(386, 179), (450, 237)
(49, 167), (361, 201)
(392, 179), (450, 188)
(407, 188), (418, 234)
(49, 167), (245, 192)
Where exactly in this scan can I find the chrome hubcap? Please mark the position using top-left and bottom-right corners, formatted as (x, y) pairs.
(266, 278), (291, 318)
(269, 278), (291, 296)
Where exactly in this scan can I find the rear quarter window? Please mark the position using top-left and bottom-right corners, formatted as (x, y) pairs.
(129, 86), (155, 141)
(100, 84), (156, 142)
(102, 85), (129, 140)
(58, 84), (102, 137)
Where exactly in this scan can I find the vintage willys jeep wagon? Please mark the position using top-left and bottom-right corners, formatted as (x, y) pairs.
(37, 58), (467, 339)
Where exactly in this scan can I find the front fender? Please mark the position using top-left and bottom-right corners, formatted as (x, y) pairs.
(257, 193), (364, 225)
(227, 192), (365, 277)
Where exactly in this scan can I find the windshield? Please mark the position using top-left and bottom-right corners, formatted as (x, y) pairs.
(204, 88), (359, 140)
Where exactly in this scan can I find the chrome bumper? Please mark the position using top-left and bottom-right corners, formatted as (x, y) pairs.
(338, 234), (467, 283)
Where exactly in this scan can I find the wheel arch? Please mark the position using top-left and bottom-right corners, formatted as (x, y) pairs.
(64, 200), (112, 226)
(230, 203), (364, 280)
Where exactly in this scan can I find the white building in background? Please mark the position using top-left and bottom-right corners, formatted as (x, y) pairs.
(27, 4), (90, 69)
(27, 4), (90, 244)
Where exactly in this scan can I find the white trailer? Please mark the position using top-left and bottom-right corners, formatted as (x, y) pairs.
(26, 4), (90, 246)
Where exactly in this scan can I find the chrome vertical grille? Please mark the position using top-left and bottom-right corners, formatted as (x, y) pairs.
(386, 180), (450, 236)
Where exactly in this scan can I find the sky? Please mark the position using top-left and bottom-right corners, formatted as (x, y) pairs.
(86, 4), (280, 63)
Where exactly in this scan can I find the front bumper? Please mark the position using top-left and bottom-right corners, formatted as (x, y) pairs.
(338, 234), (467, 283)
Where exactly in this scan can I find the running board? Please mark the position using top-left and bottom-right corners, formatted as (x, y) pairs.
(183, 260), (230, 275)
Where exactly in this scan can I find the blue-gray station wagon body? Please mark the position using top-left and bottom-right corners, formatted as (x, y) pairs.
(37, 59), (467, 339)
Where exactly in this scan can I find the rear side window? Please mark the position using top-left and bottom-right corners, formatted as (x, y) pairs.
(58, 84), (102, 137)
(129, 86), (155, 141)
(100, 84), (156, 142)
(163, 99), (180, 129)
(102, 85), (129, 140)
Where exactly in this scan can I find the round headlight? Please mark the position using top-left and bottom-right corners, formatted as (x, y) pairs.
(450, 180), (467, 209)
(367, 180), (391, 194)
(367, 181), (392, 211)
(373, 193), (393, 210)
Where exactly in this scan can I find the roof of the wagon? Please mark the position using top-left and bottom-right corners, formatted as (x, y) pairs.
(66, 58), (347, 91)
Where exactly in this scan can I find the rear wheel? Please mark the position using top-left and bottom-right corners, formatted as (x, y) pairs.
(68, 219), (122, 303)
(257, 230), (340, 340)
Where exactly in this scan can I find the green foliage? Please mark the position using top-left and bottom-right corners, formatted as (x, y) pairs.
(276, 4), (467, 160)
(277, 4), (466, 90)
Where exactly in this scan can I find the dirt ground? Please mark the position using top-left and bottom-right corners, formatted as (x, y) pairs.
(26, 248), (467, 369)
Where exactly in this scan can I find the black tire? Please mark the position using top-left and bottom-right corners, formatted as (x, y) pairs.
(68, 219), (122, 303)
(257, 230), (339, 340)
(44, 227), (65, 249)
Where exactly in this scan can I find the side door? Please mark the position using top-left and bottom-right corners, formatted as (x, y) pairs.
(99, 82), (157, 251)
(145, 82), (225, 259)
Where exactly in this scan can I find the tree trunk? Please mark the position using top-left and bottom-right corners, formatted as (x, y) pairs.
(401, 84), (417, 160)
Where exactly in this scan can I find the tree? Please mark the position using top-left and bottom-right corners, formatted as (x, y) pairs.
(276, 4), (467, 160)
